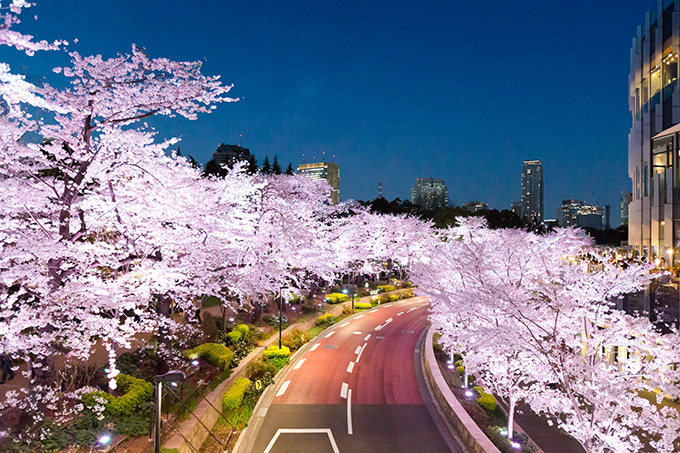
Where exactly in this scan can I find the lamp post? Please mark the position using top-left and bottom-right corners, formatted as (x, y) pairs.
(279, 291), (283, 349)
(153, 370), (185, 453)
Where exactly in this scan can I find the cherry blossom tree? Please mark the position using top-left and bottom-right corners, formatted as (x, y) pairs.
(415, 218), (680, 453)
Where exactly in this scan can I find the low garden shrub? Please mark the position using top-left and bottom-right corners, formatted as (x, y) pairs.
(477, 391), (498, 412)
(377, 285), (396, 292)
(222, 378), (251, 412)
(282, 329), (307, 350)
(354, 302), (372, 309)
(264, 314), (289, 329)
(388, 295), (399, 302)
(325, 292), (349, 304)
(263, 345), (290, 360)
(316, 313), (335, 327)
(81, 374), (153, 417)
(185, 343), (234, 371)
(247, 358), (276, 381)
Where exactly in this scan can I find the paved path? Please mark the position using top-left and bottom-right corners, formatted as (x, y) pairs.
(236, 297), (463, 453)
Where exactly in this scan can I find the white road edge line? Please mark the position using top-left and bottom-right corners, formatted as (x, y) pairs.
(364, 334), (371, 341)
(263, 429), (340, 453)
(325, 331), (335, 338)
(310, 343), (320, 351)
(356, 343), (367, 363)
(341, 382), (349, 399)
(385, 317), (393, 324)
(276, 380), (291, 397)
(347, 361), (354, 373)
(339, 321), (350, 327)
(397, 311), (404, 316)
(356, 314), (364, 319)
(354, 346), (362, 354)
(347, 389), (353, 435)
(293, 358), (306, 370)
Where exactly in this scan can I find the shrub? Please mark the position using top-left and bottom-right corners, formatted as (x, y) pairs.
(222, 378), (251, 412)
(316, 313), (335, 326)
(185, 343), (234, 371)
(282, 329), (307, 350)
(247, 358), (276, 381)
(342, 305), (354, 315)
(264, 314), (289, 329)
(456, 365), (465, 374)
(354, 302), (372, 309)
(478, 392), (498, 412)
(268, 356), (289, 371)
(377, 285), (396, 292)
(263, 345), (291, 361)
(224, 324), (250, 345)
(388, 295), (399, 302)
(114, 411), (152, 437)
(325, 292), (349, 304)
(108, 374), (154, 417)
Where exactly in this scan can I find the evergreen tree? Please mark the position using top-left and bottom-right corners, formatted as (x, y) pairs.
(204, 159), (226, 177)
(285, 163), (294, 175)
(272, 155), (282, 175)
(246, 154), (258, 174)
(261, 155), (272, 174)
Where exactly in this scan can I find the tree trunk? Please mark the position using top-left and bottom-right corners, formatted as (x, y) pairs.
(507, 396), (516, 440)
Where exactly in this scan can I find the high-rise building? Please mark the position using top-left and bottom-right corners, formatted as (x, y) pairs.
(296, 162), (340, 204)
(557, 199), (606, 230)
(520, 160), (544, 225)
(628, 1), (680, 259)
(621, 192), (632, 226)
(411, 178), (449, 210)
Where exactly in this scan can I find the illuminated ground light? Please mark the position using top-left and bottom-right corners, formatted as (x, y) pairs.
(511, 440), (521, 449)
(171, 381), (178, 387)
(464, 390), (474, 398)
(191, 359), (200, 366)
(98, 433), (112, 445)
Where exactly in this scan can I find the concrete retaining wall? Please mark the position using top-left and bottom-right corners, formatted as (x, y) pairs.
(424, 326), (501, 453)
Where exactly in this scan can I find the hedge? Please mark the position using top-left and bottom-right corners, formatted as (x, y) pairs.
(186, 343), (234, 371)
(227, 324), (250, 345)
(325, 293), (349, 304)
(263, 345), (290, 360)
(475, 387), (497, 412)
(377, 285), (396, 292)
(222, 378), (251, 412)
(81, 374), (153, 417)
(388, 295), (399, 302)
(316, 313), (335, 326)
(354, 302), (372, 309)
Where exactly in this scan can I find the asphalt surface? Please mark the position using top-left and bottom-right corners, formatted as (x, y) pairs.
(236, 297), (461, 453)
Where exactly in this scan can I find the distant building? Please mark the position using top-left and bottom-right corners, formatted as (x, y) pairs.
(411, 178), (449, 210)
(511, 200), (523, 218)
(557, 199), (605, 230)
(462, 201), (488, 213)
(521, 160), (544, 225)
(620, 192), (632, 226)
(213, 143), (251, 166)
(297, 162), (340, 204)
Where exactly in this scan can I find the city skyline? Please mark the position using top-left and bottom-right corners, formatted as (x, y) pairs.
(0, 1), (652, 225)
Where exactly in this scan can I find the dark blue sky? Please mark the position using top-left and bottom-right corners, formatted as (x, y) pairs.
(3, 1), (655, 225)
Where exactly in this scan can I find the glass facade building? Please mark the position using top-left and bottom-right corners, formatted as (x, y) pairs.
(628, 0), (680, 260)
(296, 162), (340, 204)
(521, 160), (544, 226)
(411, 178), (449, 210)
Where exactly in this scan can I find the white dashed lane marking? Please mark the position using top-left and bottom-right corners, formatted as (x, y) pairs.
(310, 343), (320, 351)
(293, 359), (306, 370)
(276, 380), (291, 397)
(347, 362), (355, 373)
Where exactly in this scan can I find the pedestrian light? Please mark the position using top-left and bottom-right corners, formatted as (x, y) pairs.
(98, 433), (112, 445)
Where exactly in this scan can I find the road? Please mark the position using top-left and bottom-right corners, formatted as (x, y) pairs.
(235, 297), (462, 453)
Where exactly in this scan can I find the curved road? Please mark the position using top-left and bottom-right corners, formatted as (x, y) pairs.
(235, 297), (462, 453)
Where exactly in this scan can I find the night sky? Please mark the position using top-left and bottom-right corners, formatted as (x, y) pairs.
(1, 1), (657, 225)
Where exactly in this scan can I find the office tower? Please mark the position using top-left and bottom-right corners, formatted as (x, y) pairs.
(411, 178), (449, 210)
(521, 160), (544, 225)
(621, 192), (632, 226)
(297, 162), (340, 204)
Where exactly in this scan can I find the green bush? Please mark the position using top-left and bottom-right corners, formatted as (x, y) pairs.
(264, 314), (289, 329)
(263, 345), (291, 360)
(316, 313), (335, 326)
(186, 343), (234, 371)
(477, 392), (497, 412)
(456, 365), (465, 374)
(267, 356), (289, 371)
(222, 378), (251, 412)
(388, 295), (399, 302)
(377, 285), (396, 292)
(114, 410), (152, 436)
(282, 329), (307, 350)
(225, 324), (250, 345)
(354, 302), (372, 309)
(325, 292), (349, 304)
(108, 374), (154, 417)
(82, 374), (153, 418)
(247, 358), (276, 381)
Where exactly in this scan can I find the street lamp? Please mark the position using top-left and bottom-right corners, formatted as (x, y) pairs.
(153, 370), (186, 453)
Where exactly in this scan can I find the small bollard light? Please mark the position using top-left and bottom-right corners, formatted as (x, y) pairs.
(191, 360), (199, 366)
(171, 381), (178, 387)
(499, 428), (508, 436)
(465, 390), (474, 398)
(229, 317), (235, 322)
(511, 441), (521, 449)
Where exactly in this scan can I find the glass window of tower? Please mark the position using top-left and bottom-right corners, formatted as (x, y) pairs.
(663, 50), (677, 87)
(652, 66), (662, 98)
